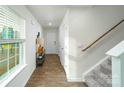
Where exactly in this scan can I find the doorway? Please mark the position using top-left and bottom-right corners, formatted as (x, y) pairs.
(44, 28), (58, 54)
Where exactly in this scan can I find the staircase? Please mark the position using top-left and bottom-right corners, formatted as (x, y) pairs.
(84, 58), (112, 87)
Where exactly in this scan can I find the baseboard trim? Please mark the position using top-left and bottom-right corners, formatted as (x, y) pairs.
(67, 77), (83, 82)
(24, 64), (36, 87)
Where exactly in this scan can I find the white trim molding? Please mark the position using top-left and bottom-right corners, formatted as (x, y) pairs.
(67, 77), (83, 82)
(0, 64), (27, 87)
(0, 39), (25, 44)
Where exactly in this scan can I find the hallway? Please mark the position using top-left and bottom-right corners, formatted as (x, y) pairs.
(26, 54), (86, 87)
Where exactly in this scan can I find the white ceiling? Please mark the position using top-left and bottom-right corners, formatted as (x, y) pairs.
(27, 5), (92, 29)
(27, 5), (67, 29)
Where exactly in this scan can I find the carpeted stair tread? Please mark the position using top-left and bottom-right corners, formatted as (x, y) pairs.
(92, 70), (112, 86)
(84, 58), (112, 87)
(85, 70), (112, 87)
(85, 75), (103, 87)
(101, 60), (111, 71)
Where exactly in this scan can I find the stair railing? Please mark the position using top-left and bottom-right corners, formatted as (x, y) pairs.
(82, 19), (124, 52)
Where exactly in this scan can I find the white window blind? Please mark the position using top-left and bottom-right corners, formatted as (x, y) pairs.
(0, 6), (25, 39)
(0, 6), (25, 84)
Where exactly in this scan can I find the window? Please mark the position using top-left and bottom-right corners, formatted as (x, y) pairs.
(0, 6), (25, 83)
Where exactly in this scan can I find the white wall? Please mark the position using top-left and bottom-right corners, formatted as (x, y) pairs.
(59, 10), (69, 78)
(43, 28), (59, 54)
(68, 6), (124, 81)
(6, 5), (43, 86)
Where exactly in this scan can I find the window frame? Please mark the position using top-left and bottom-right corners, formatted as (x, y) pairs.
(0, 6), (26, 86)
(0, 40), (26, 86)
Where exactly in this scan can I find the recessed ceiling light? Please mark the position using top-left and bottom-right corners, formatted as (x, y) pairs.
(48, 22), (52, 26)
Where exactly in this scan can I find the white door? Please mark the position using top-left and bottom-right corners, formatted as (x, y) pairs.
(59, 29), (65, 66)
(44, 31), (58, 54)
(59, 24), (69, 69)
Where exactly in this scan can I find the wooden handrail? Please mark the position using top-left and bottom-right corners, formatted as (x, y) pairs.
(82, 19), (124, 51)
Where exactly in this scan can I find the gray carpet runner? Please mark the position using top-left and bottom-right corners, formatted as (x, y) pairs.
(84, 58), (112, 87)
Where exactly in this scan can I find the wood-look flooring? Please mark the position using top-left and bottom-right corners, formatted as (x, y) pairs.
(26, 54), (87, 87)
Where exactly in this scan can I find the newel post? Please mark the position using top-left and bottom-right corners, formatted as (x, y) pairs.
(106, 40), (124, 87)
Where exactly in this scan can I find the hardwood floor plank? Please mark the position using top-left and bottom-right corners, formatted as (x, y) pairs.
(26, 54), (87, 87)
